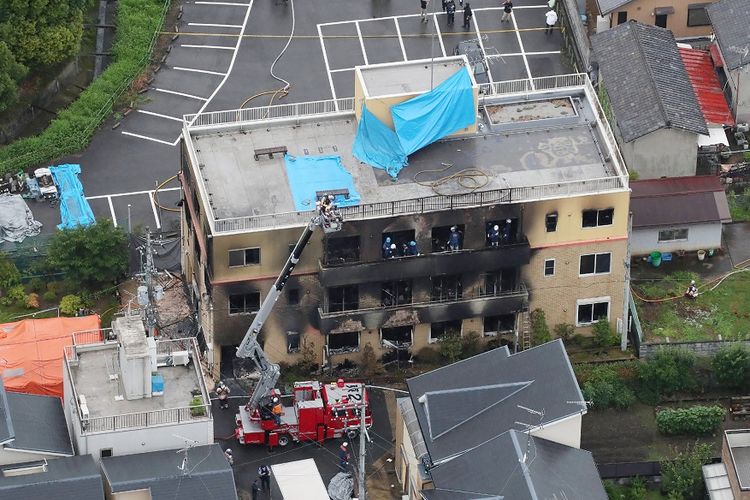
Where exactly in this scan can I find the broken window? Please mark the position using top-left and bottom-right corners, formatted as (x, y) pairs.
(545, 212), (558, 232)
(328, 331), (360, 354)
(287, 331), (300, 353)
(482, 269), (516, 295)
(431, 275), (462, 301)
(381, 280), (413, 307)
(381, 326), (413, 348)
(429, 320), (462, 342)
(382, 230), (416, 258)
(432, 225), (464, 252)
(327, 285), (359, 312)
(582, 208), (614, 228)
(485, 219), (517, 246)
(484, 314), (516, 336)
(229, 292), (260, 314)
(324, 236), (360, 265)
(287, 288), (300, 305)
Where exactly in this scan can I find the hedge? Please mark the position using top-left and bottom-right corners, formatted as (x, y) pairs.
(656, 405), (726, 436)
(0, 0), (169, 175)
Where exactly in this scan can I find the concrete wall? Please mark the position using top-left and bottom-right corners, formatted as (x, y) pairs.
(530, 413), (583, 449)
(727, 66), (750, 125)
(619, 128), (698, 179)
(0, 448), (68, 466)
(631, 222), (722, 255)
(640, 340), (750, 358)
(600, 0), (719, 38)
(395, 406), (428, 500)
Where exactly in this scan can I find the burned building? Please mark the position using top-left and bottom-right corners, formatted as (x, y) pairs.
(178, 58), (630, 371)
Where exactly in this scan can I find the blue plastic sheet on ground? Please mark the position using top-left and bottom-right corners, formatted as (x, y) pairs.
(352, 68), (476, 178)
(284, 154), (361, 212)
(391, 68), (476, 155)
(352, 106), (409, 178)
(49, 164), (96, 230)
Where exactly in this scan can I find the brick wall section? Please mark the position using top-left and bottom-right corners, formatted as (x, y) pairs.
(641, 340), (750, 359)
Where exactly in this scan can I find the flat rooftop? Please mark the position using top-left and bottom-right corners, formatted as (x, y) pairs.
(187, 82), (627, 229)
(358, 57), (471, 97)
(727, 430), (750, 490)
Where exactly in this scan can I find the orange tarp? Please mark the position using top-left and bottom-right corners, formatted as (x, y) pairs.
(0, 315), (101, 397)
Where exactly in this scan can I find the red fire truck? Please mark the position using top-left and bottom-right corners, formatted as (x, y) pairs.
(233, 201), (372, 448)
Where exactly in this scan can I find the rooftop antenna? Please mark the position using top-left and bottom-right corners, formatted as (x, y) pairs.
(174, 434), (200, 476)
(516, 405), (545, 466)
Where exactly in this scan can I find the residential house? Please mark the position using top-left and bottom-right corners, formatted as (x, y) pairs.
(703, 429), (750, 499)
(179, 56), (630, 372)
(592, 21), (709, 179)
(62, 315), (213, 462)
(630, 176), (731, 255)
(0, 379), (74, 466)
(707, 0), (750, 124)
(99, 444), (237, 500)
(395, 339), (607, 499)
(595, 0), (718, 38)
(0, 455), (104, 500)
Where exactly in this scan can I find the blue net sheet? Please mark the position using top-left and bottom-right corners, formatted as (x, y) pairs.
(284, 154), (361, 212)
(352, 68), (476, 178)
(49, 164), (96, 230)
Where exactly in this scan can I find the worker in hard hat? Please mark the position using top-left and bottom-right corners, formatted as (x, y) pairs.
(339, 441), (351, 471)
(382, 237), (392, 258)
(488, 224), (500, 247)
(502, 218), (513, 243)
(224, 448), (234, 465)
(685, 280), (698, 299)
(447, 226), (462, 251)
(272, 397), (283, 425)
(216, 381), (230, 410)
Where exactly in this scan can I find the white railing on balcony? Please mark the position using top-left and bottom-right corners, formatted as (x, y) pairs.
(185, 97), (355, 129)
(477, 73), (587, 97)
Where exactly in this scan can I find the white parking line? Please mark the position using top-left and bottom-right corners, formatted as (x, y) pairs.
(181, 44), (236, 50)
(510, 12), (534, 89)
(194, 1), (250, 6)
(329, 67), (354, 73)
(493, 50), (562, 57)
(473, 12), (495, 83)
(318, 24), (339, 106)
(355, 21), (369, 65)
(394, 17), (407, 61)
(121, 131), (176, 147)
(87, 187), (180, 201)
(474, 5), (549, 9)
(173, 66), (227, 76)
(108, 196), (117, 227)
(137, 109), (184, 122)
(187, 22), (243, 28)
(149, 192), (162, 230)
(153, 88), (208, 101)
(432, 14), (447, 57)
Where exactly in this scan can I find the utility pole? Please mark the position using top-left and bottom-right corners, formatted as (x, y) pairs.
(138, 228), (161, 337)
(358, 403), (367, 500)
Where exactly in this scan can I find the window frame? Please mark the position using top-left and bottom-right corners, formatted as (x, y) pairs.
(429, 320), (463, 343)
(228, 291), (261, 315)
(576, 297), (611, 326)
(327, 331), (361, 353)
(380, 326), (414, 347)
(327, 285), (359, 312)
(579, 252), (612, 276)
(287, 331), (300, 353)
(687, 3), (710, 27)
(581, 208), (614, 228)
(483, 314), (516, 336)
(544, 258), (556, 277)
(657, 228), (689, 243)
(616, 10), (628, 24)
(228, 247), (261, 267)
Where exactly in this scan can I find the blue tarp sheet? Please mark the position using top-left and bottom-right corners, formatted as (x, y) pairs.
(352, 68), (476, 178)
(49, 164), (95, 230)
(284, 154), (361, 212)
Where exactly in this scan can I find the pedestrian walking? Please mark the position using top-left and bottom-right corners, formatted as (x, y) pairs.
(545, 8), (558, 34)
(224, 448), (234, 466)
(420, 0), (430, 23)
(258, 465), (271, 490)
(446, 0), (456, 26)
(463, 3), (472, 29)
(339, 442), (351, 472)
(442, 0), (447, 11)
(251, 479), (260, 500)
(216, 381), (230, 410)
(501, 0), (513, 22)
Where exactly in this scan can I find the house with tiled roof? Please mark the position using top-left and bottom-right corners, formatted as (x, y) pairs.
(594, 0), (719, 39)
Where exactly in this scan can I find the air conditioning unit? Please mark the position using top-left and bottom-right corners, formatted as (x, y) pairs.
(80, 403), (90, 421)
(78, 394), (87, 406)
(171, 350), (190, 366)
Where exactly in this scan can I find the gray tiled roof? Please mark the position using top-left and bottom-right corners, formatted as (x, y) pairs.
(406, 340), (585, 464)
(0, 379), (13, 446)
(631, 176), (730, 228)
(0, 455), (104, 500)
(101, 444), (237, 500)
(427, 430), (607, 500)
(707, 0), (750, 70)
(596, 0), (633, 15)
(4, 390), (73, 456)
(592, 22), (708, 143)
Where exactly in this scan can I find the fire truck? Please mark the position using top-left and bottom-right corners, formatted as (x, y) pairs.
(234, 200), (372, 448)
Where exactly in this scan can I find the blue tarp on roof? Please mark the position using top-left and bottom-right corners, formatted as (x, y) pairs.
(49, 164), (95, 230)
(352, 67), (476, 178)
(284, 154), (361, 212)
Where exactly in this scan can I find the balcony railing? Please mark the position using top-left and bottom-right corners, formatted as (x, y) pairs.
(82, 405), (211, 434)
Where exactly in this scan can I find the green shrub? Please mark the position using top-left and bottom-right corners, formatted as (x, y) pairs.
(656, 406), (726, 435)
(415, 346), (441, 365)
(59, 294), (84, 316)
(660, 443), (713, 499)
(28, 278), (46, 293)
(530, 309), (551, 346)
(42, 290), (57, 302)
(712, 344), (750, 389)
(460, 331), (483, 358)
(439, 335), (463, 363)
(0, 284), (26, 307)
(593, 319), (618, 348)
(553, 323), (575, 343)
(0, 0), (168, 175)
(189, 395), (206, 416)
(637, 349), (697, 400)
(577, 363), (636, 409)
(0, 254), (20, 292)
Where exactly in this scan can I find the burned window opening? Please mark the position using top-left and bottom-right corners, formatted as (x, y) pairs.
(484, 314), (516, 336)
(432, 225), (464, 252)
(481, 269), (516, 296)
(382, 230), (416, 258)
(381, 280), (413, 307)
(287, 331), (300, 353)
(324, 236), (360, 265)
(431, 275), (462, 302)
(430, 320), (462, 342)
(381, 326), (413, 348)
(328, 331), (360, 354)
(327, 285), (359, 312)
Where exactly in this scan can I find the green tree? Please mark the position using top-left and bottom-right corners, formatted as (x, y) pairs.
(439, 335), (463, 364)
(59, 294), (84, 316)
(660, 443), (713, 499)
(0, 253), (21, 293)
(530, 309), (551, 346)
(46, 221), (128, 289)
(712, 344), (750, 389)
(593, 319), (618, 348)
(0, 42), (27, 112)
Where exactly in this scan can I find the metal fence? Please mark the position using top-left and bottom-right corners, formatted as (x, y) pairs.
(478, 73), (587, 96)
(84, 405), (209, 433)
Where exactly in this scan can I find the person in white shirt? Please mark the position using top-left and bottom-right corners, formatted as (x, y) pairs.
(545, 8), (558, 35)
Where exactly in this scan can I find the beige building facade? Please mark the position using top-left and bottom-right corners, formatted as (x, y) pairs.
(597, 0), (719, 38)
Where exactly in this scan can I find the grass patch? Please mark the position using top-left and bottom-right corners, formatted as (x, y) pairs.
(728, 190), (750, 222)
(635, 271), (750, 341)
